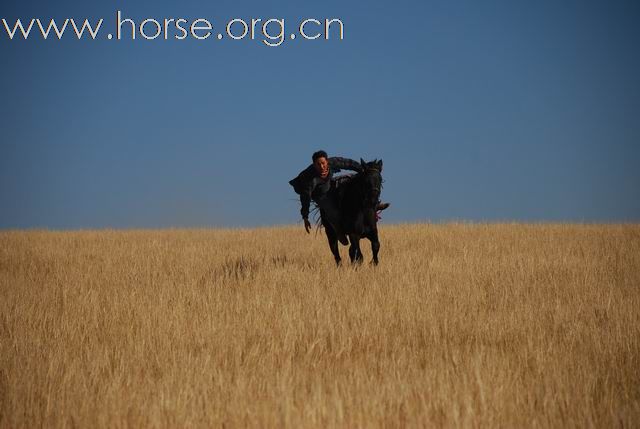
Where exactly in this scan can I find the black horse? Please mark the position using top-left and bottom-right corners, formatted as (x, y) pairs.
(321, 159), (383, 266)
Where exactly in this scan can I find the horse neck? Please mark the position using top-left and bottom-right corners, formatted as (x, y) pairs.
(349, 172), (376, 209)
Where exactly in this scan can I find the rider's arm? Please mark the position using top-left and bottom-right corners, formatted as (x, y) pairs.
(329, 157), (363, 173)
(300, 191), (311, 220)
(289, 165), (316, 220)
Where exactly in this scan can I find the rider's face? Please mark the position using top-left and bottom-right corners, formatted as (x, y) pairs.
(314, 157), (329, 178)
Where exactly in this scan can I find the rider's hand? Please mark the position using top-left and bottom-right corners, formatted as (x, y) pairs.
(303, 218), (311, 234)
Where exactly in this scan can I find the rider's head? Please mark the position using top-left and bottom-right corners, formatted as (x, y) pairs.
(312, 150), (329, 179)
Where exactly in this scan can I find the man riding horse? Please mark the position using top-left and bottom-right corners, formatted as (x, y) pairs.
(289, 150), (390, 245)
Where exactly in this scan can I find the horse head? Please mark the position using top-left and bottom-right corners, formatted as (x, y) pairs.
(359, 158), (384, 207)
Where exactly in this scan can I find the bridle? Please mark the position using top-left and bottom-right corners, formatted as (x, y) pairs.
(357, 166), (383, 205)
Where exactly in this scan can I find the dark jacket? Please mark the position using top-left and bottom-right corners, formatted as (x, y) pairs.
(289, 157), (362, 219)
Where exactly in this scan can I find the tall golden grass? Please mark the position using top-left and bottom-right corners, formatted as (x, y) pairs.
(1, 223), (639, 428)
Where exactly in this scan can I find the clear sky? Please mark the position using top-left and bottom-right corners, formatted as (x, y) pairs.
(1, 0), (639, 229)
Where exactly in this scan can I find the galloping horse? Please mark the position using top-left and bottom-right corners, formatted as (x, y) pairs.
(321, 159), (383, 266)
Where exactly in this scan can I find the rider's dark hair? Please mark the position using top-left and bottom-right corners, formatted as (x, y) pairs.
(312, 150), (328, 162)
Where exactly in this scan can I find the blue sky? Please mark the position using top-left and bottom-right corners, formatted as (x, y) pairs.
(1, 0), (639, 229)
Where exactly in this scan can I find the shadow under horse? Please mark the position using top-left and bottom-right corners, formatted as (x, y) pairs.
(322, 159), (384, 266)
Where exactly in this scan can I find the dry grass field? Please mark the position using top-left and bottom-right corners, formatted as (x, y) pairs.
(0, 223), (639, 428)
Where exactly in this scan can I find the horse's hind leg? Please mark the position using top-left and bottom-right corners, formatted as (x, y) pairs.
(368, 228), (380, 265)
(324, 223), (342, 266)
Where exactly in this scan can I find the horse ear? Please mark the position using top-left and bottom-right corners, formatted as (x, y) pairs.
(360, 158), (366, 168)
(377, 160), (383, 172)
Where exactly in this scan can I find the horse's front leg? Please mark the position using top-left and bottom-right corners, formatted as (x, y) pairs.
(348, 234), (363, 265)
(368, 228), (380, 265)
